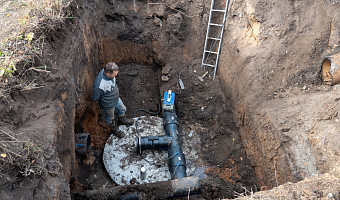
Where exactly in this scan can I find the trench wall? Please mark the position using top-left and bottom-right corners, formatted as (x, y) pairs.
(218, 0), (340, 188)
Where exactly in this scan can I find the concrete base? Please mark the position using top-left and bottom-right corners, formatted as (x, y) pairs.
(103, 116), (199, 185)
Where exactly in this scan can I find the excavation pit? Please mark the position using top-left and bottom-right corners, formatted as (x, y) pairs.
(73, 60), (258, 199)
(66, 0), (260, 196)
(0, 1), (260, 199)
(1, 0), (340, 199)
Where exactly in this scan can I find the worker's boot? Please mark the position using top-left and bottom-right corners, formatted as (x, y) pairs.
(118, 114), (134, 126)
(109, 121), (125, 138)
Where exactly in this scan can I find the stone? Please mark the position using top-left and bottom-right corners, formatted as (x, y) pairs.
(162, 64), (172, 75)
(153, 17), (162, 27)
(166, 13), (183, 34)
(161, 75), (170, 82)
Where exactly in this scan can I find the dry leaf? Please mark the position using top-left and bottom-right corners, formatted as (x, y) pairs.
(0, 153), (7, 158)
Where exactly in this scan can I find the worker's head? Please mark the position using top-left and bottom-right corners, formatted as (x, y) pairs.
(104, 62), (119, 78)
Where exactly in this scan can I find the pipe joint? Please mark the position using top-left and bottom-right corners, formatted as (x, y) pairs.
(137, 135), (173, 152)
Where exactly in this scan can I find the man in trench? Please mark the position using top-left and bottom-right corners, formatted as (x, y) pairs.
(91, 62), (134, 137)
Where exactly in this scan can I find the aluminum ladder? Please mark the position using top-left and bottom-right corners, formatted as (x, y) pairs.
(201, 0), (230, 79)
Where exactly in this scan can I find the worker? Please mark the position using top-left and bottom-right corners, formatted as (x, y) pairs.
(91, 62), (134, 138)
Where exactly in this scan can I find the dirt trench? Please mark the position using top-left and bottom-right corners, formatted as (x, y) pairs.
(69, 0), (258, 199)
(0, 0), (258, 199)
(1, 0), (340, 199)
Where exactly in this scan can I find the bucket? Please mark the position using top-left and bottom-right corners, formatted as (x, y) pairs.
(322, 53), (340, 85)
(75, 133), (91, 156)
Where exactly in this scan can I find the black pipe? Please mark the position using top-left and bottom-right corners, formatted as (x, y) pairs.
(163, 109), (187, 179)
(136, 135), (173, 152)
(72, 176), (201, 200)
(75, 133), (91, 156)
(136, 91), (187, 179)
(136, 110), (187, 179)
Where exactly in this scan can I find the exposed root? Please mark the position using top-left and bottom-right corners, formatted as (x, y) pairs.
(0, 129), (55, 177)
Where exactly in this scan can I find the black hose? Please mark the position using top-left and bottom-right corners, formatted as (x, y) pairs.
(133, 102), (161, 137)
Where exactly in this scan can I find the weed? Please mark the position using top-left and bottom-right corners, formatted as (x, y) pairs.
(0, 0), (75, 80)
(0, 129), (59, 177)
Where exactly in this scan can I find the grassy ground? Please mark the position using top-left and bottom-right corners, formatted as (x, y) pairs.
(0, 0), (74, 78)
(0, 0), (74, 178)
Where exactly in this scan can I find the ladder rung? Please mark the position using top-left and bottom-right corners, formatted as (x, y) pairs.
(204, 50), (218, 54)
(209, 23), (224, 26)
(202, 63), (216, 68)
(207, 37), (221, 40)
(211, 9), (226, 12)
(202, 0), (229, 80)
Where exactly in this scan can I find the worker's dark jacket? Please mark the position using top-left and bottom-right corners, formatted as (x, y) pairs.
(91, 69), (119, 110)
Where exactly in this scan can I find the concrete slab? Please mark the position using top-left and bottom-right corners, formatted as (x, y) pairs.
(103, 116), (200, 185)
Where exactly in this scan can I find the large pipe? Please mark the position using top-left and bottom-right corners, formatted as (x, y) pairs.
(322, 53), (340, 85)
(163, 109), (187, 179)
(136, 90), (187, 179)
(75, 133), (91, 156)
(72, 176), (201, 200)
